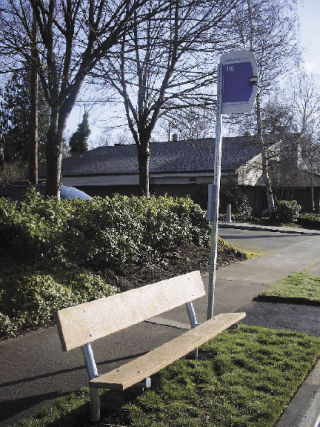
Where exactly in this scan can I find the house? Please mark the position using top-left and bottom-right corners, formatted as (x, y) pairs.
(38, 137), (320, 213)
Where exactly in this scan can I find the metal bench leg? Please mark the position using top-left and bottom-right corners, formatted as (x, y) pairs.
(132, 377), (152, 390)
(186, 302), (200, 359)
(89, 387), (100, 422)
(81, 344), (100, 422)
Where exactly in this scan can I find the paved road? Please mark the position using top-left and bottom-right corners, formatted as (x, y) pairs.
(239, 302), (320, 337)
(219, 227), (310, 253)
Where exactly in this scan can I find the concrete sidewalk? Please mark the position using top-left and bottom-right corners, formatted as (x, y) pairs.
(1, 227), (320, 426)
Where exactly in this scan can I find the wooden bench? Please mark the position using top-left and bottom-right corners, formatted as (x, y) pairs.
(56, 270), (246, 422)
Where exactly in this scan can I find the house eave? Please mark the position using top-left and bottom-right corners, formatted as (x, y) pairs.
(60, 170), (236, 187)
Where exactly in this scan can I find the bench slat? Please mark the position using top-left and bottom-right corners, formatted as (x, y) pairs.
(90, 312), (246, 390)
(57, 271), (204, 351)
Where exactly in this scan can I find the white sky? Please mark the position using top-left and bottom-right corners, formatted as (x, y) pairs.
(298, 0), (320, 74)
(66, 0), (320, 147)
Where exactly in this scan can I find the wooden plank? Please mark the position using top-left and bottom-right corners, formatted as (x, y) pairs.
(56, 271), (204, 352)
(90, 312), (246, 390)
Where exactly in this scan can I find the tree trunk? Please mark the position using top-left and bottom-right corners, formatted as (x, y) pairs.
(310, 176), (315, 212)
(45, 108), (67, 198)
(29, 13), (38, 184)
(136, 143), (151, 197)
(256, 93), (275, 216)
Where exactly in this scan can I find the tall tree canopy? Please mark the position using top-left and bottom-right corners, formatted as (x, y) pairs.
(230, 0), (299, 214)
(288, 72), (320, 210)
(0, 67), (49, 164)
(94, 0), (240, 196)
(0, 0), (165, 197)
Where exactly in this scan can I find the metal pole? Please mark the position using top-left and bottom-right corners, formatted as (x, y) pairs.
(186, 302), (200, 359)
(207, 63), (223, 320)
(81, 344), (100, 422)
(226, 203), (232, 223)
(186, 302), (199, 329)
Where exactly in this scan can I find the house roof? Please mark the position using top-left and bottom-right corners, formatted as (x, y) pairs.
(56, 137), (261, 177)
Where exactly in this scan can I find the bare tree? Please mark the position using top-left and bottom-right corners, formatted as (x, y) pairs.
(160, 106), (215, 141)
(0, 0), (163, 197)
(230, 0), (299, 215)
(29, 10), (38, 184)
(289, 72), (320, 210)
(94, 0), (239, 196)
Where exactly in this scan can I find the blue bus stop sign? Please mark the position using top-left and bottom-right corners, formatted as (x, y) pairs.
(220, 50), (258, 114)
(207, 49), (258, 319)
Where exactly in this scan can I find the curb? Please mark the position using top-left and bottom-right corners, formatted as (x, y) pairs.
(276, 358), (320, 427)
(219, 222), (320, 236)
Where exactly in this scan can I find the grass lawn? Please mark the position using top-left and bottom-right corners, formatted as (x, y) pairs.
(257, 271), (320, 305)
(18, 325), (320, 427)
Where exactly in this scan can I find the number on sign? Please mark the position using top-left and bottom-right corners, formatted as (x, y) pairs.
(226, 65), (235, 72)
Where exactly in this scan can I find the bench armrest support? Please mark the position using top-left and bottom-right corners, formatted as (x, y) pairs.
(82, 344), (100, 422)
(186, 302), (199, 329)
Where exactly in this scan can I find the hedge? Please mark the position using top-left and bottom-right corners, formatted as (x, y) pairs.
(0, 189), (211, 338)
(0, 189), (210, 268)
(298, 213), (320, 230)
(0, 265), (115, 338)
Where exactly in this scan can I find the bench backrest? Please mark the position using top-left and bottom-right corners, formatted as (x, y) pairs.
(56, 270), (204, 351)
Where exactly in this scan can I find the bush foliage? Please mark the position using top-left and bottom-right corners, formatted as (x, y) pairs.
(0, 161), (28, 184)
(298, 213), (320, 230)
(0, 189), (210, 267)
(219, 184), (252, 221)
(0, 265), (115, 338)
(276, 200), (301, 223)
(0, 189), (211, 338)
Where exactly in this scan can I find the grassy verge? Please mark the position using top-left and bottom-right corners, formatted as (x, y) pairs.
(256, 271), (320, 305)
(18, 325), (320, 427)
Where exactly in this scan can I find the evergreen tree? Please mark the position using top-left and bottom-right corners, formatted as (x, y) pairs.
(69, 112), (90, 155)
(0, 68), (49, 165)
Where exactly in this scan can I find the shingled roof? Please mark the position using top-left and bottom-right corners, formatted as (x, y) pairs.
(58, 137), (261, 177)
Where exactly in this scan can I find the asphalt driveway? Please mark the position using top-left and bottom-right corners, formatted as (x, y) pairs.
(219, 226), (310, 253)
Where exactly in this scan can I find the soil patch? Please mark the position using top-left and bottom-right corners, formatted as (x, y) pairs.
(100, 242), (245, 292)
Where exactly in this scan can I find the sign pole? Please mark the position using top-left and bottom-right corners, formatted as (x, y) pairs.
(206, 49), (258, 320)
(207, 63), (223, 320)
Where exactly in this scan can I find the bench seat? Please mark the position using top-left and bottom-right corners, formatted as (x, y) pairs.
(56, 271), (246, 422)
(90, 312), (246, 391)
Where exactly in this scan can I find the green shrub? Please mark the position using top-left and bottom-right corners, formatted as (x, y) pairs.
(0, 189), (210, 269)
(0, 265), (115, 338)
(0, 161), (27, 184)
(0, 189), (211, 337)
(298, 213), (320, 230)
(276, 200), (301, 223)
(219, 184), (252, 221)
(0, 188), (73, 264)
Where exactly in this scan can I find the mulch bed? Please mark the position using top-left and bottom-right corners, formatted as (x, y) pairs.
(100, 242), (245, 292)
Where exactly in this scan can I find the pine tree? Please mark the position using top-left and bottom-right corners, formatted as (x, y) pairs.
(0, 68), (49, 165)
(69, 112), (90, 155)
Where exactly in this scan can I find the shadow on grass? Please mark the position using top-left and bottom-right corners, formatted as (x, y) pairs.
(254, 295), (320, 306)
(29, 388), (146, 427)
(0, 392), (69, 423)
